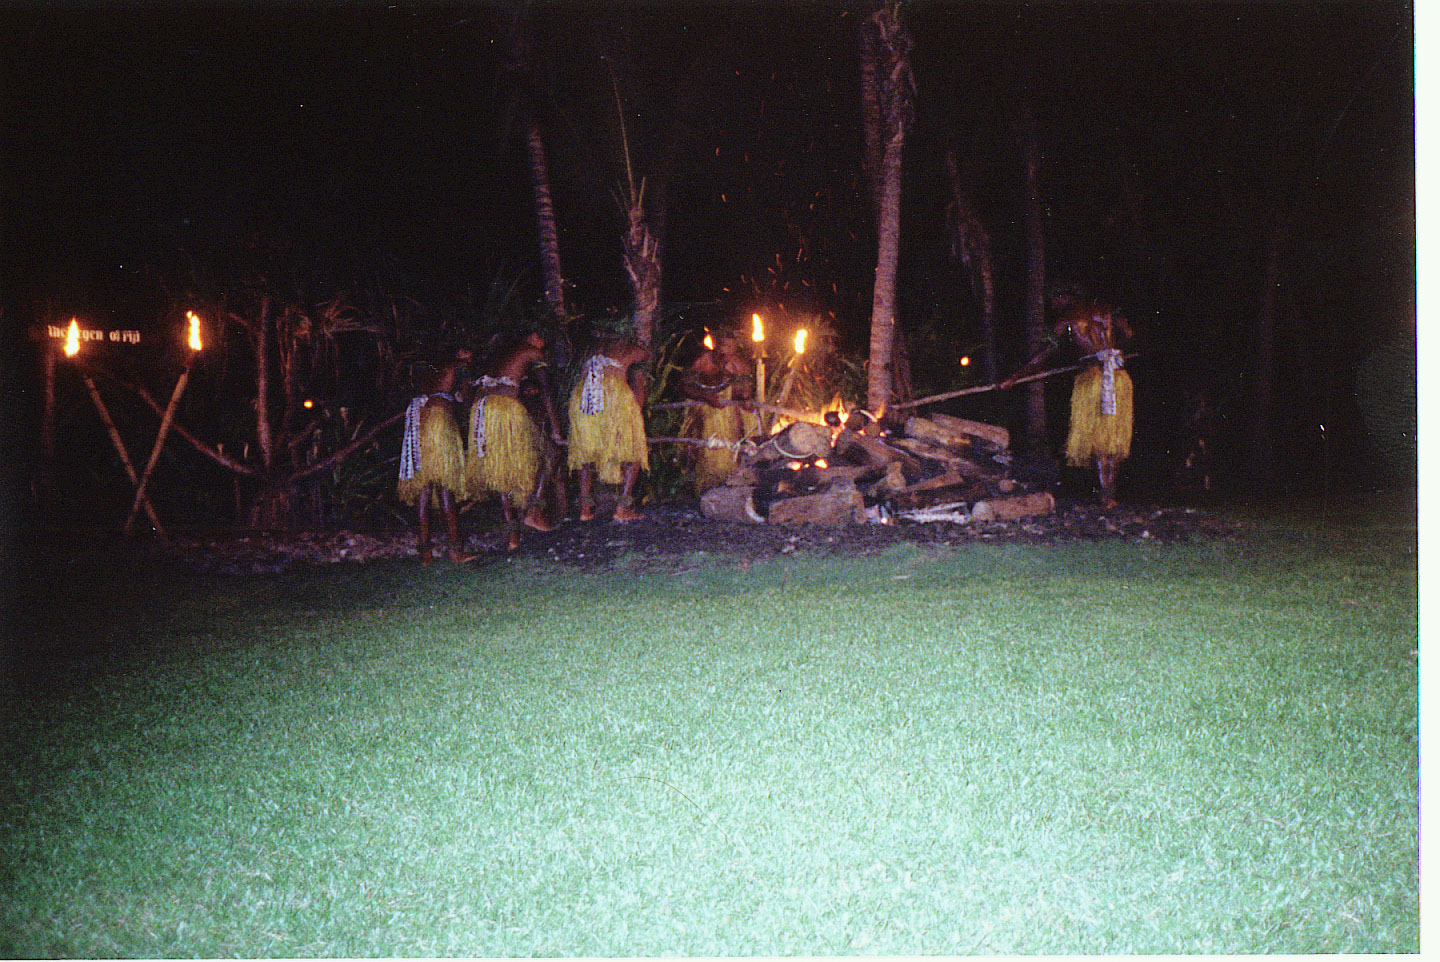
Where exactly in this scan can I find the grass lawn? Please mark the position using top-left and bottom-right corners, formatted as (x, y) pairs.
(0, 499), (1418, 955)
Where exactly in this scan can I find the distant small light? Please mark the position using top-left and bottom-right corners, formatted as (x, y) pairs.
(303, 399), (315, 409)
(960, 355), (972, 367)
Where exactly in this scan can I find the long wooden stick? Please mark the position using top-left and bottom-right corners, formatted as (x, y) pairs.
(892, 354), (1138, 411)
(83, 374), (167, 539)
(652, 399), (823, 423)
(124, 365), (190, 536)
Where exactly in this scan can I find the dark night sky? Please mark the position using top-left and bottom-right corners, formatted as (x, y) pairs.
(0, 1), (1417, 486)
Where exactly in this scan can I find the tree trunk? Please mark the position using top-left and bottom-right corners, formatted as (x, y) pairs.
(859, 21), (885, 216)
(622, 195), (661, 348)
(506, 6), (569, 328)
(254, 296), (274, 472)
(1247, 220), (1285, 489)
(1020, 101), (1049, 452)
(525, 118), (568, 325)
(863, 6), (914, 416)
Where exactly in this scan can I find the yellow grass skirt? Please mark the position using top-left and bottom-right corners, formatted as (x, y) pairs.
(567, 368), (649, 484)
(465, 395), (541, 503)
(1065, 366), (1133, 466)
(397, 402), (466, 505)
(681, 392), (758, 493)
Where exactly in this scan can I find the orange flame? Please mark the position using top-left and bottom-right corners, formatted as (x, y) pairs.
(751, 313), (764, 342)
(794, 328), (807, 354)
(186, 311), (203, 351)
(63, 318), (80, 357)
(703, 332), (714, 351)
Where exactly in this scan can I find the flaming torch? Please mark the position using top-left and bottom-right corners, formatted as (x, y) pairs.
(63, 318), (80, 357)
(751, 313), (767, 431)
(124, 310), (204, 536)
(776, 327), (807, 408)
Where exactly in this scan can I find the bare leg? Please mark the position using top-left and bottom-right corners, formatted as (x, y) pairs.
(524, 457), (557, 532)
(499, 493), (522, 551)
(440, 489), (476, 562)
(613, 462), (643, 522)
(578, 466), (597, 521)
(543, 440), (569, 521)
(1098, 456), (1119, 507)
(417, 485), (435, 565)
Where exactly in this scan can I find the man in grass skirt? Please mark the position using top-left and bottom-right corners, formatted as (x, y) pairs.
(398, 349), (476, 564)
(465, 331), (562, 551)
(567, 327), (651, 522)
(1002, 290), (1134, 506)
(679, 328), (759, 494)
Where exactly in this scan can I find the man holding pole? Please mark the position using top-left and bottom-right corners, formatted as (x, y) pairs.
(1001, 290), (1134, 506)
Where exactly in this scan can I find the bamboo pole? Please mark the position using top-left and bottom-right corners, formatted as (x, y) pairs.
(891, 354), (1138, 411)
(123, 364), (190, 536)
(83, 374), (168, 539)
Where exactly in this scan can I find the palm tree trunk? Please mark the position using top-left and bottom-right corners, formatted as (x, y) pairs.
(863, 6), (914, 416)
(622, 195), (661, 348)
(525, 118), (568, 324)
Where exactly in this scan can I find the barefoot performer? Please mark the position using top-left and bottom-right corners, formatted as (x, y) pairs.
(398, 349), (476, 564)
(465, 331), (563, 550)
(1001, 291), (1134, 505)
(567, 332), (650, 522)
(679, 328), (758, 494)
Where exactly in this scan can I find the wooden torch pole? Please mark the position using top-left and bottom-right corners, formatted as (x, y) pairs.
(123, 363), (190, 536)
(83, 374), (168, 540)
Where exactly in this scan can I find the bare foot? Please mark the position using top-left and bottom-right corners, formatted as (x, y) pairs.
(505, 531), (521, 551)
(419, 548), (435, 567)
(523, 510), (555, 532)
(578, 502), (597, 522)
(612, 504), (644, 523)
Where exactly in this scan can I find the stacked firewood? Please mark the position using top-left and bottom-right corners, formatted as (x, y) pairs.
(699, 411), (1054, 526)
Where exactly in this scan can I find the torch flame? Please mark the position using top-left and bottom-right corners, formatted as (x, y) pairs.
(751, 313), (764, 343)
(63, 319), (80, 357)
(960, 355), (971, 367)
(186, 311), (203, 351)
(703, 332), (714, 351)
(794, 329), (807, 354)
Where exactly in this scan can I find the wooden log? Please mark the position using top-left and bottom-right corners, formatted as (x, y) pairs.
(969, 490), (1055, 521)
(885, 437), (1007, 478)
(833, 430), (920, 471)
(766, 478), (865, 526)
(926, 413), (1010, 450)
(700, 484), (765, 523)
(751, 420), (832, 462)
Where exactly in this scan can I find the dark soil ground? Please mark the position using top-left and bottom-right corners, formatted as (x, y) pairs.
(152, 497), (1249, 575)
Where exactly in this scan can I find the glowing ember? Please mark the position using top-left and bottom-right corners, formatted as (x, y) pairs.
(788, 461), (803, 470)
(794, 329), (807, 354)
(63, 318), (80, 357)
(186, 311), (203, 351)
(814, 459), (827, 468)
(303, 399), (315, 409)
